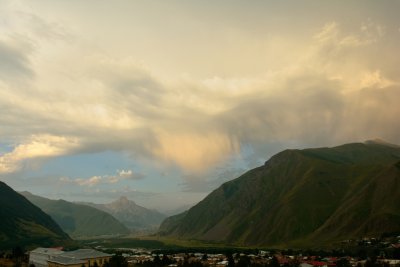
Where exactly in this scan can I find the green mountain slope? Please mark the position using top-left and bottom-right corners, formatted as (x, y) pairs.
(159, 141), (400, 248)
(0, 181), (70, 249)
(21, 192), (130, 238)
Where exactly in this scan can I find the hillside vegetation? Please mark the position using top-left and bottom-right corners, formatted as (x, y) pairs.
(21, 192), (130, 239)
(159, 141), (400, 248)
(0, 182), (70, 249)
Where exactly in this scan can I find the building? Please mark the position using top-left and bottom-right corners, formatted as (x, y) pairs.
(29, 248), (112, 267)
(47, 255), (86, 267)
(29, 248), (64, 267)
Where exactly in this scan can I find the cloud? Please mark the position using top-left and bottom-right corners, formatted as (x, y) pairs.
(117, 169), (145, 180)
(360, 70), (395, 89)
(2, 20), (400, 178)
(0, 36), (34, 82)
(59, 169), (144, 187)
(117, 169), (133, 178)
(314, 20), (384, 48)
(180, 175), (214, 193)
(0, 135), (79, 173)
(0, 2), (70, 85)
(180, 167), (246, 193)
(152, 131), (240, 174)
(77, 176), (103, 187)
(1, 2), (400, 193)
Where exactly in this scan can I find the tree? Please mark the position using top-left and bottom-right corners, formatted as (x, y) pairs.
(153, 255), (161, 266)
(269, 256), (280, 267)
(11, 247), (24, 260)
(226, 253), (235, 267)
(109, 254), (128, 267)
(237, 255), (250, 267)
(11, 246), (25, 267)
(393, 248), (400, 259)
(162, 254), (172, 266)
(337, 258), (351, 267)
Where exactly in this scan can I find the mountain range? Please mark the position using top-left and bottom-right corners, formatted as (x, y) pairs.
(0, 181), (70, 249)
(21, 192), (130, 239)
(82, 196), (166, 231)
(159, 141), (400, 248)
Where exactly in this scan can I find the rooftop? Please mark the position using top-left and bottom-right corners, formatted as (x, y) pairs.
(31, 248), (64, 256)
(48, 255), (86, 265)
(61, 249), (111, 260)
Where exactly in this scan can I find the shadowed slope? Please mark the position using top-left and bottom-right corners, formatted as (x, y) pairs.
(0, 181), (70, 249)
(21, 192), (130, 238)
(159, 141), (400, 247)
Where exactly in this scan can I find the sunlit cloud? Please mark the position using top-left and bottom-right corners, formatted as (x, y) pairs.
(314, 20), (384, 49)
(360, 70), (395, 89)
(59, 169), (144, 188)
(1, 17), (400, 176)
(152, 131), (240, 174)
(0, 135), (79, 173)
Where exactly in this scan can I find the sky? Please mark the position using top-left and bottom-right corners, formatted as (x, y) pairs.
(1, 0), (400, 212)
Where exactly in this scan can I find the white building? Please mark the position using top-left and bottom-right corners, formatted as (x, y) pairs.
(29, 248), (111, 267)
(29, 248), (64, 267)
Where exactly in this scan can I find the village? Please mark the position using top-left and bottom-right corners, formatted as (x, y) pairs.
(0, 236), (399, 267)
(1, 239), (399, 267)
(23, 246), (400, 267)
